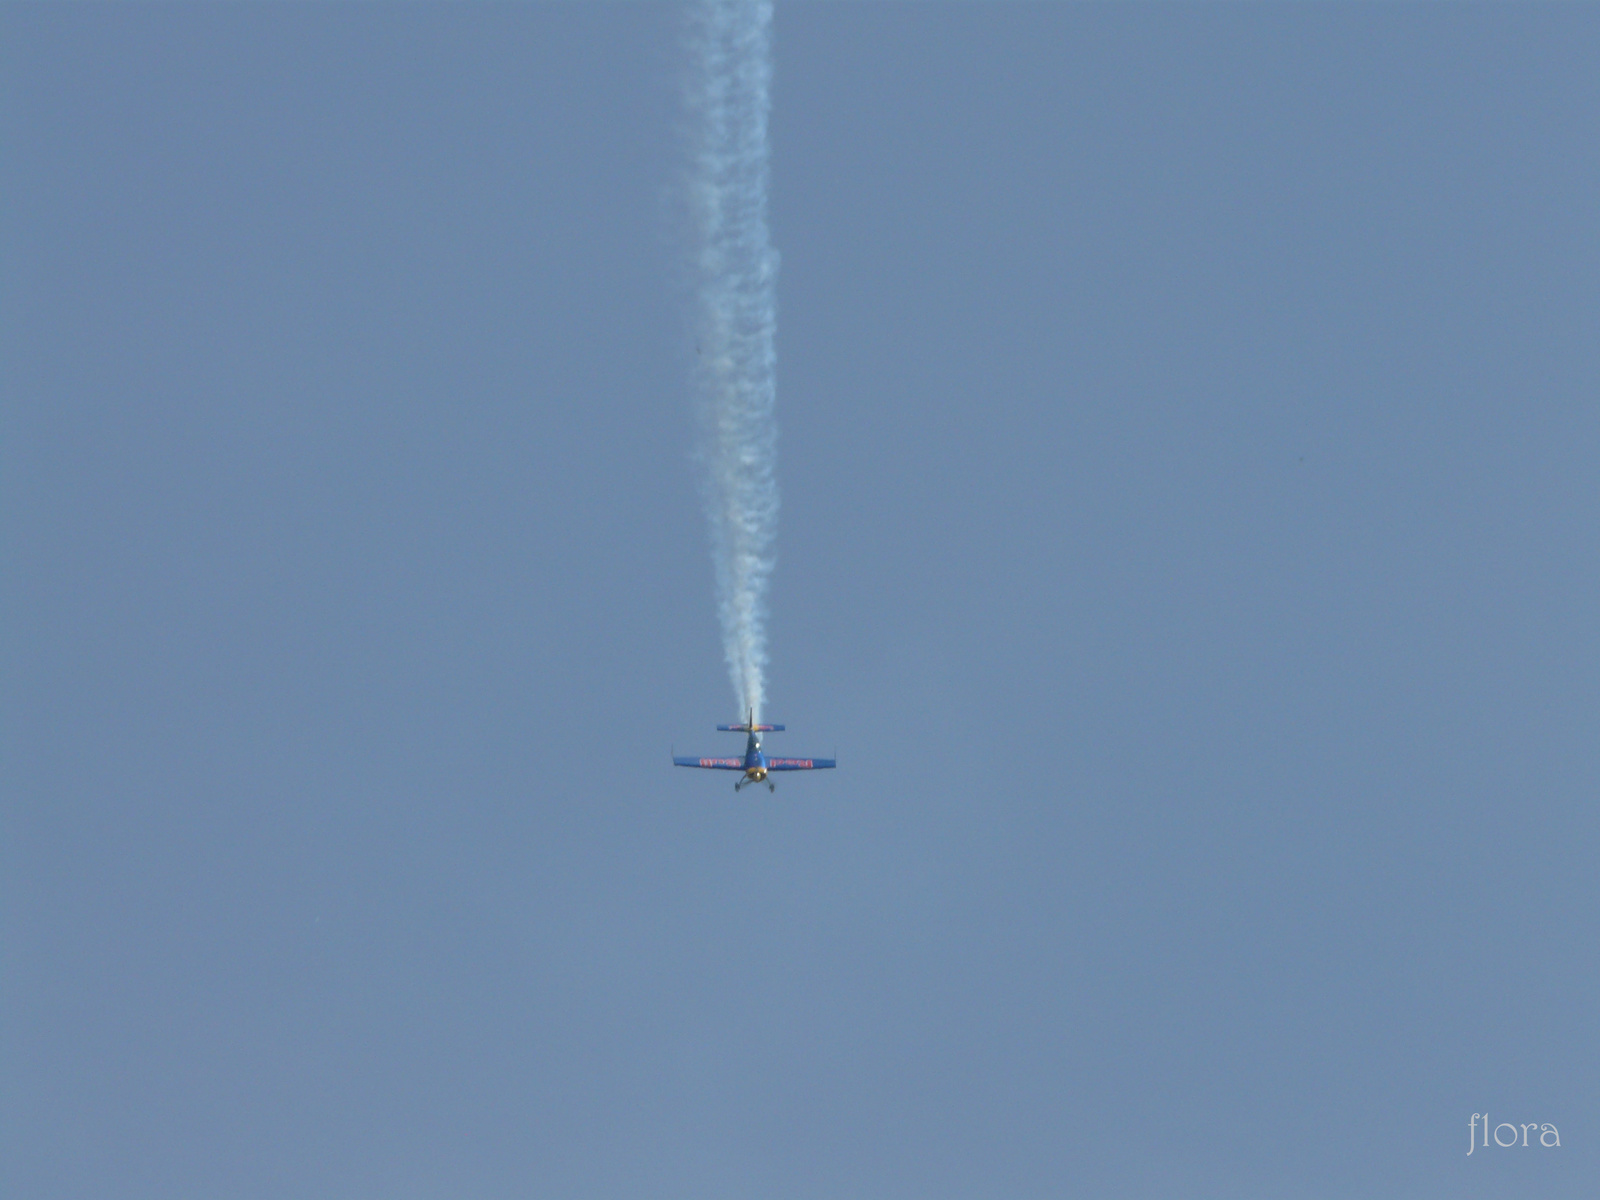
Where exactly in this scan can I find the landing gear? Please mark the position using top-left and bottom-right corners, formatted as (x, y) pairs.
(768, 783), (775, 793)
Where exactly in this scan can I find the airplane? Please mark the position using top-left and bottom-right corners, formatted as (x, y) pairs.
(673, 710), (836, 792)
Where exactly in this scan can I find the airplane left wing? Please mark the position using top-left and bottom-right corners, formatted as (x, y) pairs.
(673, 756), (746, 770)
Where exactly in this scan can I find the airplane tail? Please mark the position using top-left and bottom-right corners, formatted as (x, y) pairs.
(718, 707), (784, 733)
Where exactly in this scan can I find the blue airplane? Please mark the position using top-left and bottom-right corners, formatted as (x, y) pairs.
(673, 710), (836, 792)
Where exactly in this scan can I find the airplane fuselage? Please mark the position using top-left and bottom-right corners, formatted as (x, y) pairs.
(739, 732), (768, 788)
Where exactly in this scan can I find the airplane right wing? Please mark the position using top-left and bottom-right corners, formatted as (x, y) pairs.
(765, 757), (836, 770)
(673, 756), (747, 770)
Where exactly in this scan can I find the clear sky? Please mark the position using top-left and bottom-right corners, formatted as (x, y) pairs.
(4, 5), (1596, 1198)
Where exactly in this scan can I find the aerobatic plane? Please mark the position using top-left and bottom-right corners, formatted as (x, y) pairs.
(673, 711), (836, 792)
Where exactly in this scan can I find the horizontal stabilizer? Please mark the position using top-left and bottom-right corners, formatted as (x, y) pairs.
(766, 757), (836, 770)
(717, 723), (785, 733)
(674, 756), (747, 770)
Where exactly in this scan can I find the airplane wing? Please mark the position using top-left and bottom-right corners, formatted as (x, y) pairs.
(765, 757), (836, 770)
(673, 756), (747, 770)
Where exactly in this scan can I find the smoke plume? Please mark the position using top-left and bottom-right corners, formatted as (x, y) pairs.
(685, 0), (778, 722)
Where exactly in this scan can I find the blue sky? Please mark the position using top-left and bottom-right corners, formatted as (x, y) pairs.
(5, 5), (1597, 1197)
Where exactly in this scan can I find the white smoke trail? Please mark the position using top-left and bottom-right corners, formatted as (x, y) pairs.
(685, 0), (778, 723)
